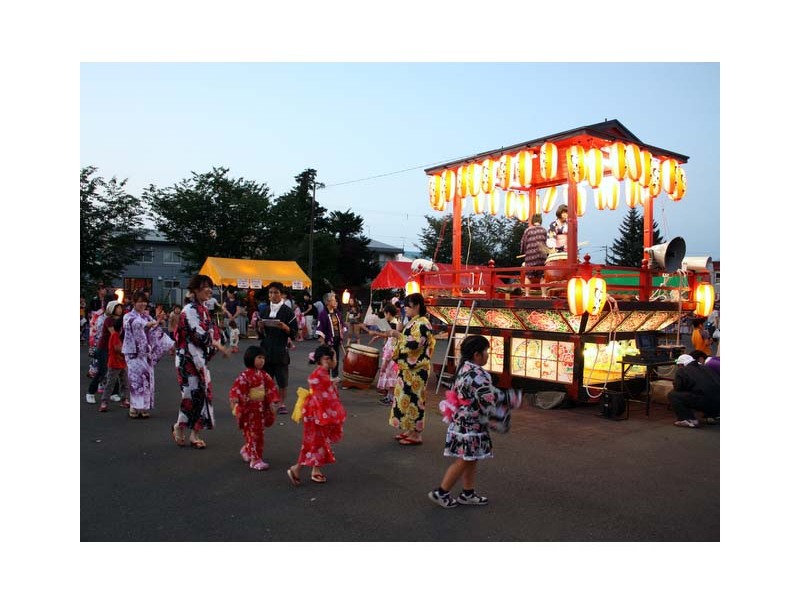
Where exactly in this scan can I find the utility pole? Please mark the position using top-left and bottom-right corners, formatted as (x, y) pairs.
(308, 174), (325, 298)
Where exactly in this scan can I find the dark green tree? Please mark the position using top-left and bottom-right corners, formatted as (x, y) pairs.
(326, 210), (380, 289)
(416, 214), (526, 267)
(607, 207), (665, 267)
(80, 166), (147, 296)
(267, 169), (326, 265)
(143, 167), (274, 271)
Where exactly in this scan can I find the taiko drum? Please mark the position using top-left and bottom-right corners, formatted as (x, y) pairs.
(342, 343), (379, 389)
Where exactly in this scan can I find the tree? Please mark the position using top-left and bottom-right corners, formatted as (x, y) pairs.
(80, 166), (147, 296)
(326, 210), (380, 289)
(266, 169), (326, 264)
(143, 167), (274, 271)
(607, 207), (665, 267)
(416, 214), (527, 267)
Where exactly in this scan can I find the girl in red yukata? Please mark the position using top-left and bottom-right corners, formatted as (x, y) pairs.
(228, 346), (280, 471)
(286, 345), (347, 486)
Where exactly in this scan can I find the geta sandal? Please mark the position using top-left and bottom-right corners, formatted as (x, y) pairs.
(310, 472), (327, 483)
(171, 424), (186, 447)
(286, 467), (301, 486)
(189, 439), (207, 449)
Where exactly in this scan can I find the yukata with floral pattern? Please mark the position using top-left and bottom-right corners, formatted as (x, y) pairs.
(121, 308), (174, 413)
(444, 360), (515, 461)
(174, 302), (221, 432)
(296, 365), (347, 468)
(376, 317), (399, 394)
(390, 315), (436, 434)
(229, 368), (280, 464)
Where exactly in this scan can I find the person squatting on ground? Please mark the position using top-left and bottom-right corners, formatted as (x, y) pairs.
(257, 282), (297, 415)
(286, 345), (347, 486)
(387, 292), (436, 445)
(668, 352), (720, 428)
(122, 292), (174, 419)
(228, 346), (279, 471)
(173, 274), (230, 449)
(428, 335), (522, 509)
(99, 316), (130, 412)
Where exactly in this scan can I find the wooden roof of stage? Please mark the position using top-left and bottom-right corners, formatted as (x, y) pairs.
(424, 119), (690, 176)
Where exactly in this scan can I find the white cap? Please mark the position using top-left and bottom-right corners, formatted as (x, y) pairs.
(675, 354), (694, 366)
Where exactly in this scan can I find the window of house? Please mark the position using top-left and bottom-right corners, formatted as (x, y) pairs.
(139, 248), (154, 263)
(163, 250), (182, 265)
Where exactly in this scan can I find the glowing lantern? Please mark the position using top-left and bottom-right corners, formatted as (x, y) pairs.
(694, 283), (715, 317)
(473, 192), (485, 214)
(115, 288), (124, 303)
(480, 159), (496, 194)
(341, 289), (351, 305)
(576, 185), (587, 217)
(539, 142), (558, 180)
(429, 174), (444, 210)
(567, 144), (587, 183)
(603, 179), (620, 210)
(498, 154), (512, 189)
(542, 186), (558, 213)
(649, 158), (662, 197)
(594, 186), (605, 211)
(586, 277), (607, 316)
(586, 147), (603, 188)
(456, 166), (468, 198)
(405, 279), (420, 296)
(625, 143), (642, 182)
(638, 149), (653, 187)
(443, 169), (456, 202)
(489, 189), (501, 215)
(567, 277), (588, 315)
(517, 150), (534, 187)
(669, 167), (687, 201)
(661, 159), (678, 195)
(516, 192), (530, 222)
(609, 142), (627, 180)
(504, 190), (517, 217)
(467, 163), (482, 197)
(625, 178), (640, 208)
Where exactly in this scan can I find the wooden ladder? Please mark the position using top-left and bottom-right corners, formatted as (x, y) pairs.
(435, 300), (476, 393)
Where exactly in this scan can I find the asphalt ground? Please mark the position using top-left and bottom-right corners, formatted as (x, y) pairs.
(80, 333), (719, 543)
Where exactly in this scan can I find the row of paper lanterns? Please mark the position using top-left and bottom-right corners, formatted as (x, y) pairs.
(429, 142), (687, 212)
(567, 278), (714, 317)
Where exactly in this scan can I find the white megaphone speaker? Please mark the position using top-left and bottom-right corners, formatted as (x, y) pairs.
(645, 237), (686, 272)
(682, 255), (716, 285)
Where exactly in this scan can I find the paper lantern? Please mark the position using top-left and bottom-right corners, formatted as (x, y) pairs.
(661, 158), (678, 195)
(488, 188), (501, 215)
(694, 283), (715, 317)
(456, 166), (468, 198)
(516, 191), (530, 222)
(586, 277), (607, 316)
(504, 190), (517, 218)
(625, 178), (640, 208)
(586, 147), (603, 188)
(405, 279), (420, 295)
(542, 186), (558, 213)
(638, 149), (653, 187)
(115, 288), (124, 303)
(567, 278), (588, 315)
(603, 179), (620, 210)
(625, 143), (642, 182)
(473, 192), (485, 214)
(467, 163), (482, 197)
(539, 142), (558, 180)
(594, 186), (605, 210)
(443, 169), (456, 202)
(429, 174), (444, 210)
(341, 289), (351, 305)
(648, 158), (662, 197)
(670, 167), (687, 201)
(568, 144), (587, 183)
(480, 159), (496, 194)
(498, 154), (512, 189)
(576, 185), (587, 217)
(609, 142), (627, 180)
(517, 150), (534, 187)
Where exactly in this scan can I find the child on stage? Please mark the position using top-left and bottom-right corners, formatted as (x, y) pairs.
(228, 346), (279, 471)
(428, 335), (521, 508)
(286, 345), (347, 486)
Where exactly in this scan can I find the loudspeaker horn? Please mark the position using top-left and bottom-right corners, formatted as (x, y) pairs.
(645, 237), (686, 272)
(682, 256), (713, 273)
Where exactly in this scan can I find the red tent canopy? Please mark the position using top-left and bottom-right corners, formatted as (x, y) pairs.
(370, 261), (508, 291)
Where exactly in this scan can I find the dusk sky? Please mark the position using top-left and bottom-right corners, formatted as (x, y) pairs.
(81, 62), (720, 260)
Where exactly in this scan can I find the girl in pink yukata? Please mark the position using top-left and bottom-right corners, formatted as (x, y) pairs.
(286, 345), (347, 486)
(121, 291), (174, 419)
(228, 346), (280, 471)
(370, 302), (400, 406)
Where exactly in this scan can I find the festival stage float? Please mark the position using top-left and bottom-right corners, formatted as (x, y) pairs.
(410, 120), (715, 404)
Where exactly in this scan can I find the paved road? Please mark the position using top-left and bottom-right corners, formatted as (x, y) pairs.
(80, 335), (719, 542)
